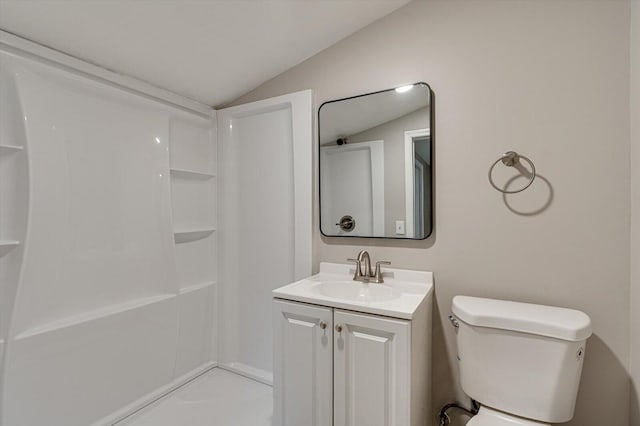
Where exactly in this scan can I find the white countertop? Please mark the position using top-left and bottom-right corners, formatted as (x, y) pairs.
(272, 262), (433, 320)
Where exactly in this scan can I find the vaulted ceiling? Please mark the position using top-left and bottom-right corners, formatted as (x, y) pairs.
(0, 0), (411, 107)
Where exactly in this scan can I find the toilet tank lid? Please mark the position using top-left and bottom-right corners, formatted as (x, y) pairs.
(452, 296), (592, 342)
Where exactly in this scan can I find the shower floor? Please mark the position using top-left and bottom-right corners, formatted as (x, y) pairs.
(119, 368), (273, 426)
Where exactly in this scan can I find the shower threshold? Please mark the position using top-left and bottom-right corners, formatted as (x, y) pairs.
(116, 368), (273, 426)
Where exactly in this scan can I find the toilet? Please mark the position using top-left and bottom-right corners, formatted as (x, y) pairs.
(451, 296), (593, 425)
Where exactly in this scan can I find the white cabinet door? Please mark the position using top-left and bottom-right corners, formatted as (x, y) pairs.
(333, 309), (410, 426)
(273, 299), (333, 426)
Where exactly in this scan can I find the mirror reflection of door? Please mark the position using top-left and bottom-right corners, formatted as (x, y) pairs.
(320, 141), (385, 237)
(404, 129), (430, 238)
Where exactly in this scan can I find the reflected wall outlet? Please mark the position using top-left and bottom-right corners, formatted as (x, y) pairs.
(395, 220), (405, 235)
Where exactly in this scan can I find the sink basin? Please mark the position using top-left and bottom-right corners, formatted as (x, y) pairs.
(312, 281), (402, 302)
(273, 262), (433, 320)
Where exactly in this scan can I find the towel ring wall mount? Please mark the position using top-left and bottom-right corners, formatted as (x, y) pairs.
(488, 151), (536, 194)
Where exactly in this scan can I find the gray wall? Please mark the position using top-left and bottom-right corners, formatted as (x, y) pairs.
(631, 0), (640, 424)
(347, 107), (429, 237)
(231, 1), (631, 425)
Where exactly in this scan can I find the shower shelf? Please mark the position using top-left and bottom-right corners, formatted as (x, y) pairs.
(0, 240), (19, 257)
(170, 168), (216, 180)
(0, 144), (24, 154)
(174, 228), (216, 243)
(179, 281), (216, 295)
(14, 293), (176, 341)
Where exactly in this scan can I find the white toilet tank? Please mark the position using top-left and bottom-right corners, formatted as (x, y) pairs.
(451, 296), (592, 424)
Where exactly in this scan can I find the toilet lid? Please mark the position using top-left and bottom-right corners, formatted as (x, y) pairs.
(467, 407), (550, 426)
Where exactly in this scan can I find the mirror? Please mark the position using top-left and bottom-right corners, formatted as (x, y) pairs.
(319, 83), (432, 239)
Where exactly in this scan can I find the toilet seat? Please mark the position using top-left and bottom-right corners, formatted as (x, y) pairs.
(467, 407), (550, 426)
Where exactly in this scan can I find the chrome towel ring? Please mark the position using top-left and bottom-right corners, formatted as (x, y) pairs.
(488, 151), (536, 194)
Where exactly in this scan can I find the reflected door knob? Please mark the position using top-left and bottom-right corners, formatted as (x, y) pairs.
(336, 215), (355, 232)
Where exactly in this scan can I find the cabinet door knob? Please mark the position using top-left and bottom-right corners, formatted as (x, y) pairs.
(319, 321), (327, 330)
(335, 324), (343, 333)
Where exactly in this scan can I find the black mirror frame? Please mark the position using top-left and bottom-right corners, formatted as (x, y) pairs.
(317, 82), (434, 240)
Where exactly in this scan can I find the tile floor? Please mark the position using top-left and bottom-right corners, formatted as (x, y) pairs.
(119, 368), (273, 426)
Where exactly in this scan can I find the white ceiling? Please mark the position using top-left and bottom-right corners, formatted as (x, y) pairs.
(0, 0), (411, 107)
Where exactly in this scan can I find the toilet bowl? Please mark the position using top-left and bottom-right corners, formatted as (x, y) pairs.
(468, 407), (550, 426)
(451, 296), (592, 425)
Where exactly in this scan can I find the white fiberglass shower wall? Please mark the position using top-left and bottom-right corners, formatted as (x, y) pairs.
(0, 31), (312, 426)
(217, 91), (313, 384)
(0, 34), (218, 425)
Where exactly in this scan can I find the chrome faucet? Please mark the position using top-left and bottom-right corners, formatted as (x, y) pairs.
(347, 250), (391, 283)
(357, 250), (373, 278)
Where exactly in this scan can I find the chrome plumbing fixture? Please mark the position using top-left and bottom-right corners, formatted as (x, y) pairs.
(347, 250), (391, 283)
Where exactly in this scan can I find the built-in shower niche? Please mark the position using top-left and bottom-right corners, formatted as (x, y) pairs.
(169, 116), (217, 248)
(169, 116), (218, 378)
(170, 172), (217, 236)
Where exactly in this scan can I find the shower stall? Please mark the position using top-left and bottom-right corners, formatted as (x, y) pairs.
(0, 31), (311, 426)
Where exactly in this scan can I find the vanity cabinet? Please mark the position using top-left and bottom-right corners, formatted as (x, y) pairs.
(273, 300), (333, 426)
(333, 309), (411, 426)
(274, 298), (430, 426)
